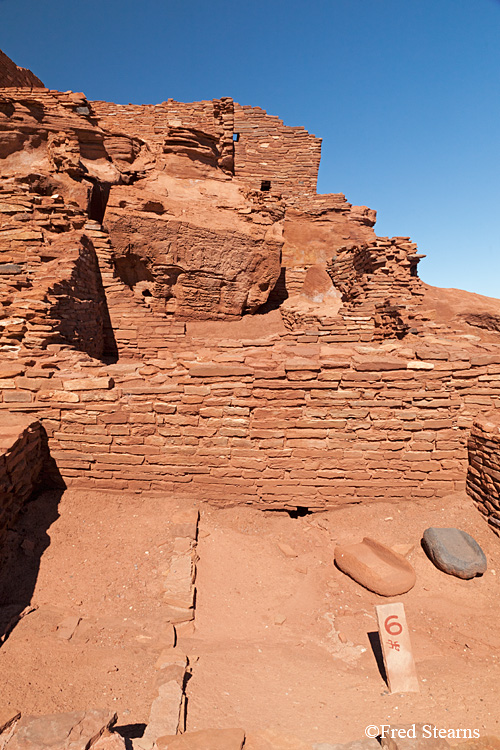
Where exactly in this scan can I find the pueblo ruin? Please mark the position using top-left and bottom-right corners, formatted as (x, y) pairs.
(1, 50), (500, 750)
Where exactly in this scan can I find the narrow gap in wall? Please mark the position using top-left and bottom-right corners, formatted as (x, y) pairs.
(87, 180), (111, 224)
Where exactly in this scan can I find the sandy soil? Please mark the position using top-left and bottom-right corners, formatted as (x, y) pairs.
(181, 492), (500, 744)
(0, 490), (186, 731)
(1, 488), (499, 745)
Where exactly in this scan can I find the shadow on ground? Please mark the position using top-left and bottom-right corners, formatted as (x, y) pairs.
(0, 438), (65, 646)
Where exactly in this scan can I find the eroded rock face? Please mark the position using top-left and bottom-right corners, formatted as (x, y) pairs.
(0, 80), (287, 322)
(104, 183), (283, 319)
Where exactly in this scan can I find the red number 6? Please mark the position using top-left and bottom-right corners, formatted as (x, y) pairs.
(384, 615), (403, 636)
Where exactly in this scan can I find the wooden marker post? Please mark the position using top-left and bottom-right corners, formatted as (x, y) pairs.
(375, 602), (419, 694)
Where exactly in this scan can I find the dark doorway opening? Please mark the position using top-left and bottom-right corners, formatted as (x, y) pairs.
(87, 180), (111, 224)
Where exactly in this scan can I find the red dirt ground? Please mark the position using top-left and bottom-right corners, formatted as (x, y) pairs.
(1, 488), (499, 745)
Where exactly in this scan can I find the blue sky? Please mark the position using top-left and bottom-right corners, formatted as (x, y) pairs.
(1, 0), (499, 298)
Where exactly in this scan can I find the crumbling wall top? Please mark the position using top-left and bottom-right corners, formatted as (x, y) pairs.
(0, 49), (44, 89)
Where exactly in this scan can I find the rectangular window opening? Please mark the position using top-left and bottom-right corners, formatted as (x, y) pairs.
(232, 133), (240, 142)
(260, 180), (271, 192)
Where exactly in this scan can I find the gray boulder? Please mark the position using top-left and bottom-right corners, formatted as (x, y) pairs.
(422, 527), (487, 579)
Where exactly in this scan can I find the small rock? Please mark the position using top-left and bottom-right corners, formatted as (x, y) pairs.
(334, 537), (416, 596)
(56, 615), (81, 641)
(277, 542), (298, 558)
(274, 614), (286, 625)
(422, 527), (487, 579)
(337, 631), (347, 644)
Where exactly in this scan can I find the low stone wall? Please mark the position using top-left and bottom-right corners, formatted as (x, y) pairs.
(467, 416), (500, 535)
(1, 339), (500, 510)
(0, 416), (46, 549)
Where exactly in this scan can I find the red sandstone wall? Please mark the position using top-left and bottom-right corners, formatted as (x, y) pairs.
(0, 49), (44, 89)
(89, 97), (235, 173)
(282, 194), (376, 277)
(0, 180), (106, 357)
(90, 98), (322, 196)
(0, 416), (46, 551)
(1, 342), (500, 509)
(467, 417), (500, 536)
(233, 104), (322, 196)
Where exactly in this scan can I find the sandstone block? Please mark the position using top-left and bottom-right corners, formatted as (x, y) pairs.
(5, 709), (117, 750)
(157, 728), (245, 750)
(139, 681), (184, 748)
(171, 508), (199, 539)
(63, 377), (114, 391)
(188, 364), (252, 378)
(56, 615), (81, 640)
(277, 541), (298, 558)
(406, 361), (434, 370)
(0, 365), (25, 379)
(334, 537), (416, 596)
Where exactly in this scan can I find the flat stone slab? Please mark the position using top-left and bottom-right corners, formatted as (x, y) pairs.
(4, 709), (117, 750)
(422, 527), (487, 579)
(334, 537), (416, 596)
(0, 263), (23, 275)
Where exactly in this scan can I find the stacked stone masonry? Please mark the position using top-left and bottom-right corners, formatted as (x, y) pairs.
(0, 415), (46, 549)
(467, 416), (500, 536)
(1, 340), (500, 509)
(2, 51), (500, 514)
(0, 179), (107, 357)
(89, 98), (322, 194)
(0, 49), (44, 89)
